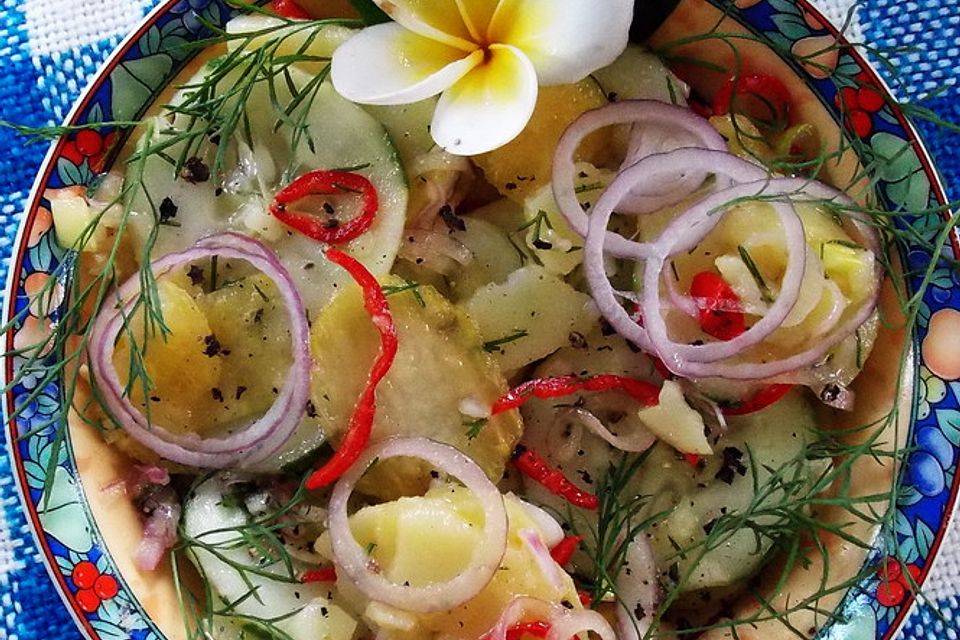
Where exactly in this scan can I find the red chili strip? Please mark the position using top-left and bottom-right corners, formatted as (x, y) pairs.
(492, 374), (660, 415)
(690, 271), (746, 341)
(712, 73), (791, 124)
(578, 591), (593, 607)
(512, 446), (599, 510)
(549, 535), (582, 566)
(684, 453), (703, 467)
(301, 566), (337, 583)
(273, 0), (311, 19)
(306, 250), (398, 490)
(270, 170), (379, 245)
(721, 383), (793, 416)
(506, 621), (551, 640)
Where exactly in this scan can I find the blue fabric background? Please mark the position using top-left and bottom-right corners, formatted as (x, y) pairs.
(0, 0), (958, 638)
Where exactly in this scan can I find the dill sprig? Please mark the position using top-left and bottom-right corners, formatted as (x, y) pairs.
(3, 8), (364, 502)
(173, 477), (319, 640)
(580, 448), (668, 606)
(158, 12), (362, 180)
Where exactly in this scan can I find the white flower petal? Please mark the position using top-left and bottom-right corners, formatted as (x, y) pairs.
(431, 44), (538, 156)
(375, 0), (478, 51)
(331, 23), (483, 106)
(454, 0), (501, 41)
(488, 0), (633, 85)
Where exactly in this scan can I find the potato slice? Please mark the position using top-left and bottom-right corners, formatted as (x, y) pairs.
(319, 486), (579, 640)
(310, 279), (521, 500)
(462, 265), (599, 373)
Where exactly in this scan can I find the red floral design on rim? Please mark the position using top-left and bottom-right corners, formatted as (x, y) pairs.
(71, 561), (120, 613)
(834, 72), (886, 138)
(60, 129), (118, 173)
(874, 557), (922, 607)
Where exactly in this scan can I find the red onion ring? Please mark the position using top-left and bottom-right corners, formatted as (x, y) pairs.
(584, 148), (881, 379)
(553, 101), (731, 259)
(482, 596), (616, 640)
(327, 437), (508, 613)
(645, 181), (880, 378)
(640, 179), (808, 364)
(583, 149), (768, 353)
(87, 232), (311, 467)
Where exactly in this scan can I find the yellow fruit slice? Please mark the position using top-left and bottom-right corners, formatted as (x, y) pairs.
(473, 80), (610, 201)
(112, 279), (220, 434)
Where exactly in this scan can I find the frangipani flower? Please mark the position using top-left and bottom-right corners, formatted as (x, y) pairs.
(331, 0), (634, 155)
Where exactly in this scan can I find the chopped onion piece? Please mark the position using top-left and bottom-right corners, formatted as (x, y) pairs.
(565, 407), (656, 452)
(553, 101), (736, 259)
(518, 529), (565, 593)
(615, 534), (659, 640)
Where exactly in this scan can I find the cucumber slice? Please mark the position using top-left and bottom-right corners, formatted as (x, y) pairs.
(306, 278), (522, 499)
(592, 44), (689, 104)
(518, 336), (821, 592)
(636, 392), (820, 591)
(127, 23), (407, 314)
(182, 476), (359, 640)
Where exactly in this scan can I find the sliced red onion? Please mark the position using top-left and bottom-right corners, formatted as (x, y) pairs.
(482, 596), (616, 640)
(328, 437), (508, 614)
(548, 608), (618, 640)
(645, 180), (881, 379)
(583, 149), (768, 353)
(518, 529), (565, 593)
(619, 104), (729, 214)
(398, 227), (473, 275)
(808, 279), (846, 338)
(566, 407), (656, 453)
(585, 147), (881, 380)
(135, 486), (181, 572)
(516, 500), (565, 547)
(662, 266), (699, 319)
(640, 179), (808, 365)
(615, 535), (659, 640)
(87, 232), (311, 467)
(553, 101), (734, 260)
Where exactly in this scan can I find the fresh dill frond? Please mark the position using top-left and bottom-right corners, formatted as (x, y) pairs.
(463, 417), (488, 440)
(482, 329), (529, 353)
(382, 279), (426, 307)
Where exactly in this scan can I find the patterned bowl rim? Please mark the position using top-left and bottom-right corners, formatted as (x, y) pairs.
(2, 0), (957, 638)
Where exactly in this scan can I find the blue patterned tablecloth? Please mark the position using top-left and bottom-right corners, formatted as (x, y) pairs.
(0, 0), (958, 638)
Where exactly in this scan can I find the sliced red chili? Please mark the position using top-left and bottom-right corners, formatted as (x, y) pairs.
(270, 170), (379, 245)
(492, 374), (660, 415)
(273, 0), (311, 19)
(512, 446), (599, 510)
(301, 566), (337, 583)
(689, 271), (746, 341)
(577, 590), (593, 607)
(549, 535), (582, 567)
(713, 73), (791, 126)
(505, 621), (551, 640)
(305, 250), (398, 490)
(721, 383), (793, 416)
(684, 453), (703, 467)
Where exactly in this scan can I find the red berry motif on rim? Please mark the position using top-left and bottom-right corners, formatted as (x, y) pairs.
(71, 560), (119, 613)
(60, 129), (117, 173)
(874, 557), (921, 607)
(834, 72), (885, 139)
